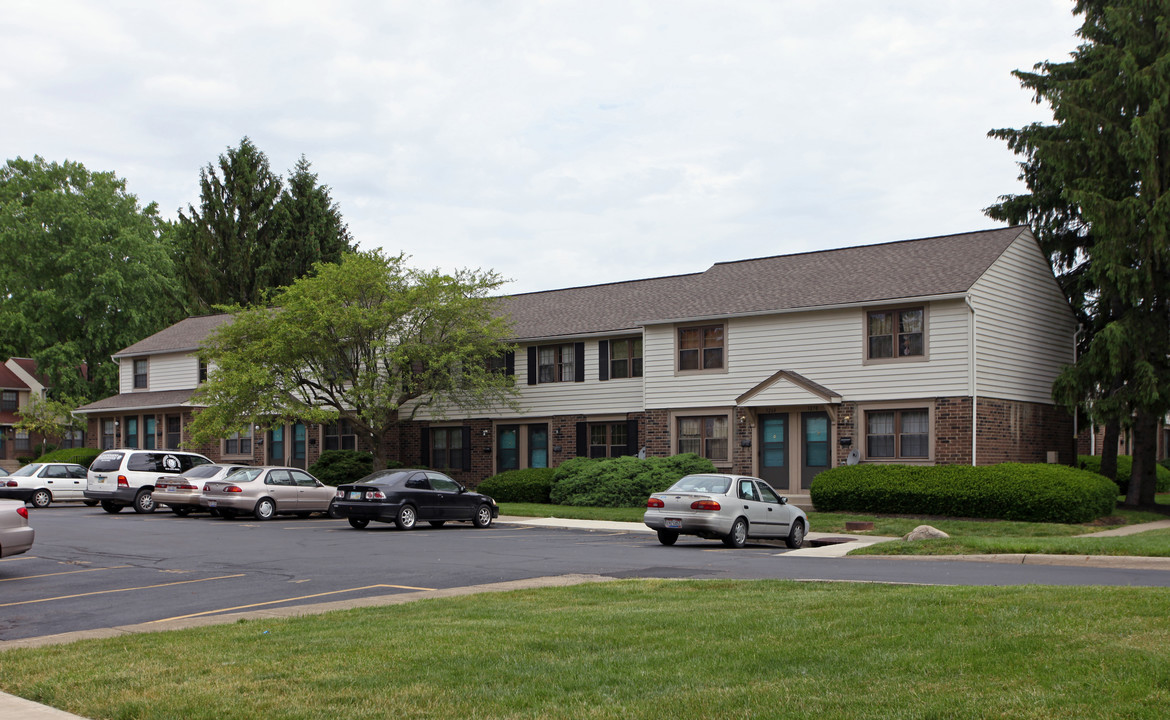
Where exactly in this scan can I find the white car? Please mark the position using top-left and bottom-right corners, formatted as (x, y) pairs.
(0, 499), (35, 557)
(85, 449), (213, 514)
(644, 473), (808, 548)
(0, 463), (90, 508)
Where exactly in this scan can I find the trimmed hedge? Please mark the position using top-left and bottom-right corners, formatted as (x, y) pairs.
(549, 453), (717, 508)
(808, 463), (1117, 524)
(1077, 455), (1170, 494)
(29, 447), (102, 467)
(476, 468), (557, 503)
(308, 450), (375, 486)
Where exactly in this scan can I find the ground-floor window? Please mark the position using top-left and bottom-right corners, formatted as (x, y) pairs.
(589, 422), (628, 458)
(678, 416), (728, 462)
(866, 408), (929, 459)
(165, 416), (181, 449)
(324, 420), (357, 451)
(14, 429), (29, 452)
(224, 427), (252, 456)
(61, 429), (84, 449)
(102, 419), (116, 449)
(431, 427), (463, 470)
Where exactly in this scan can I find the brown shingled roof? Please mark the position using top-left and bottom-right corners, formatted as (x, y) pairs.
(75, 389), (197, 413)
(115, 314), (233, 357)
(499, 226), (1027, 339)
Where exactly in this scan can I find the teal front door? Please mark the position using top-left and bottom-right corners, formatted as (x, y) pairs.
(759, 414), (788, 492)
(801, 411), (830, 489)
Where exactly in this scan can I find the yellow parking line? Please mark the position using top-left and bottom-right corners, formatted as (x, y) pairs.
(0, 565), (132, 582)
(0, 574), (246, 608)
(149, 583), (436, 623)
(0, 555), (39, 563)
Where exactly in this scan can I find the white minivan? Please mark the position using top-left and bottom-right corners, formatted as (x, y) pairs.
(85, 449), (213, 514)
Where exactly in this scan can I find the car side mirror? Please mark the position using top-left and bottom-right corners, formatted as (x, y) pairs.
(458, 486), (467, 494)
(780, 496), (789, 505)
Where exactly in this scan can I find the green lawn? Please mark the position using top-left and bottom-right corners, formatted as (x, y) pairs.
(2, 581), (1168, 719)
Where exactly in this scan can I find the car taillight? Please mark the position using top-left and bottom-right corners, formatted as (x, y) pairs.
(117, 475), (129, 487)
(4, 480), (16, 487)
(203, 484), (211, 492)
(179, 484), (199, 490)
(366, 490), (386, 500)
(336, 489), (345, 498)
(691, 500), (721, 511)
(646, 497), (664, 508)
(17, 506), (28, 520)
(224, 486), (243, 493)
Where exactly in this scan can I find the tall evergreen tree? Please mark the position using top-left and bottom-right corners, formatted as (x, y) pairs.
(0, 156), (186, 400)
(175, 137), (284, 311)
(269, 155), (355, 284)
(988, 0), (1170, 507)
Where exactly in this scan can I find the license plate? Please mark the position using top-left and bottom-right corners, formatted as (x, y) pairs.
(349, 491), (362, 500)
(207, 500), (217, 507)
(665, 518), (682, 529)
(165, 487), (175, 492)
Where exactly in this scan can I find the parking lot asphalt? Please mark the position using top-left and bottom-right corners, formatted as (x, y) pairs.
(3, 512), (1170, 720)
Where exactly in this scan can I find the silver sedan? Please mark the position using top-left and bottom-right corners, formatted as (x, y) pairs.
(202, 466), (338, 520)
(643, 473), (808, 548)
(0, 499), (35, 557)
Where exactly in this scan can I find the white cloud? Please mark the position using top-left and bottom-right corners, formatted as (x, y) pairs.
(1, 0), (1082, 293)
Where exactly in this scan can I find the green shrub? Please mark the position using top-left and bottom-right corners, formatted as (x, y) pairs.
(549, 454), (718, 508)
(27, 447), (102, 467)
(1078, 455), (1170, 493)
(308, 450), (375, 486)
(477, 468), (557, 503)
(809, 463), (1116, 524)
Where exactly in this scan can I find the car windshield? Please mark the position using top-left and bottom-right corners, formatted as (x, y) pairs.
(11, 464), (43, 477)
(224, 468), (263, 483)
(667, 475), (731, 494)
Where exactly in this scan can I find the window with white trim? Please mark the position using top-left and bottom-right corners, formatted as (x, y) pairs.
(866, 409), (929, 459)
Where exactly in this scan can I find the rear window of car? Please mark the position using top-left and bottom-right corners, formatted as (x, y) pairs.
(355, 470), (413, 486)
(90, 452), (125, 472)
(184, 465), (239, 479)
(11, 464), (42, 477)
(224, 468), (263, 483)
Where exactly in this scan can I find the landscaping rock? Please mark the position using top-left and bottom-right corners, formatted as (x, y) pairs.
(903, 525), (950, 541)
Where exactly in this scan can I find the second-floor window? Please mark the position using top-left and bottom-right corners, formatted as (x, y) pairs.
(538, 344), (575, 383)
(610, 339), (643, 379)
(198, 361), (208, 384)
(133, 359), (148, 388)
(867, 307), (924, 360)
(678, 325), (724, 371)
(0, 390), (16, 411)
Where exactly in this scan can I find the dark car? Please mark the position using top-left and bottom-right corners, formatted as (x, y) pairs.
(333, 469), (498, 530)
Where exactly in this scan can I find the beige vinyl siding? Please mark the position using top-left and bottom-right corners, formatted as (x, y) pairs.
(968, 231), (1076, 403)
(412, 339), (645, 421)
(120, 353), (201, 393)
(644, 301), (972, 410)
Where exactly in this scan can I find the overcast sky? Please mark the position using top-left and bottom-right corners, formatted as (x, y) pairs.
(3, 1), (1083, 294)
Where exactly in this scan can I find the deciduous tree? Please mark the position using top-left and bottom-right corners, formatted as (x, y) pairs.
(188, 251), (518, 468)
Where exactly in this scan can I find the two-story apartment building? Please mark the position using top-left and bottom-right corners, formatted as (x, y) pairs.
(76, 226), (1079, 503)
(0, 358), (81, 470)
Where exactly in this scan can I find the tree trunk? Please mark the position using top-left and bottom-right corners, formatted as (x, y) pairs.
(1100, 418), (1120, 482)
(1126, 411), (1160, 508)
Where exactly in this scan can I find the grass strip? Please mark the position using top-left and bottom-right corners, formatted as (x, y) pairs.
(2, 580), (1169, 719)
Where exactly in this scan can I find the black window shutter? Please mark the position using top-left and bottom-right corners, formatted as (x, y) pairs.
(576, 422), (587, 457)
(626, 418), (639, 456)
(527, 347), (537, 385)
(420, 427), (430, 468)
(598, 340), (609, 381)
(505, 351), (515, 377)
(574, 342), (585, 382)
(461, 426), (472, 471)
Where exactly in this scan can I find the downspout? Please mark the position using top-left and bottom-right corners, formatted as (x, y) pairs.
(966, 297), (977, 466)
(1073, 324), (1084, 456)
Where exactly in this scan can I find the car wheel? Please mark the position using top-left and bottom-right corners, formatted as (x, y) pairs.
(101, 500), (123, 513)
(30, 489), (52, 509)
(219, 509), (237, 519)
(172, 506), (192, 517)
(348, 517), (369, 529)
(472, 504), (493, 528)
(656, 529), (679, 546)
(722, 517), (748, 548)
(254, 498), (276, 520)
(133, 489), (156, 514)
(395, 504), (417, 530)
(326, 501), (341, 519)
(83, 500), (99, 507)
(429, 520), (446, 527)
(785, 519), (806, 549)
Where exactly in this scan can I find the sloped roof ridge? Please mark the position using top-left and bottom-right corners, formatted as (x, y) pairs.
(499, 269), (706, 299)
(708, 225), (1027, 269)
